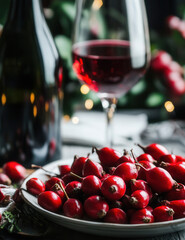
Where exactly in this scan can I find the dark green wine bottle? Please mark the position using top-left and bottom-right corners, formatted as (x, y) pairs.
(0, 0), (63, 167)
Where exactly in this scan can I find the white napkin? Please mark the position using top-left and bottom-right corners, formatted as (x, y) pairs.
(62, 111), (148, 146)
(0, 188), (16, 215)
(141, 120), (185, 156)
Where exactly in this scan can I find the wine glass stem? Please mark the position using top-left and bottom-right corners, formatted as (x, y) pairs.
(101, 98), (117, 147)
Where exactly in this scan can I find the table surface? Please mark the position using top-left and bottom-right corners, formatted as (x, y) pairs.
(2, 143), (185, 240)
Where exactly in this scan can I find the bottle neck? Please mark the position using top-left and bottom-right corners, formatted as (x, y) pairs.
(6, 0), (44, 30)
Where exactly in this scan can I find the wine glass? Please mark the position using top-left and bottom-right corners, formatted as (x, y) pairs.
(72, 0), (150, 146)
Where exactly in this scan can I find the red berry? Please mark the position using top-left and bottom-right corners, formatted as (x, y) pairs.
(137, 154), (156, 163)
(129, 208), (154, 224)
(151, 51), (172, 72)
(158, 154), (176, 164)
(129, 190), (150, 209)
(3, 161), (26, 182)
(164, 61), (184, 75)
(113, 163), (138, 184)
(130, 179), (153, 200)
(0, 173), (11, 185)
(153, 206), (174, 222)
(61, 173), (79, 185)
(126, 208), (136, 220)
(51, 183), (65, 201)
(45, 177), (65, 191)
(84, 195), (109, 219)
(165, 183), (185, 201)
(71, 156), (88, 176)
(101, 176), (126, 201)
(178, 21), (185, 37)
(65, 181), (82, 199)
(137, 161), (155, 181)
(101, 174), (111, 182)
(26, 178), (45, 196)
(163, 162), (185, 185)
(115, 150), (135, 166)
(93, 147), (121, 168)
(166, 200), (185, 219)
(12, 189), (23, 204)
(176, 155), (185, 163)
(108, 167), (116, 175)
(104, 208), (127, 224)
(138, 143), (169, 161)
(166, 16), (181, 30)
(146, 206), (153, 213)
(59, 165), (71, 177)
(82, 159), (103, 178)
(109, 200), (123, 209)
(63, 198), (83, 218)
(0, 189), (5, 203)
(145, 167), (174, 193)
(165, 71), (185, 96)
(82, 175), (102, 196)
(122, 194), (133, 210)
(38, 191), (62, 212)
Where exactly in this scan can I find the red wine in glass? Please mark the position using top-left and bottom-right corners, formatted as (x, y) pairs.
(72, 0), (150, 147)
(72, 39), (148, 97)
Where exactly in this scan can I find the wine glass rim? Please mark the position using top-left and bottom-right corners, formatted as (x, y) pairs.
(72, 39), (130, 48)
(72, 39), (131, 59)
(72, 40), (149, 59)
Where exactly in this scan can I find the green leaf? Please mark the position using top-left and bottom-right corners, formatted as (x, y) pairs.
(130, 79), (146, 95)
(69, 68), (77, 80)
(118, 95), (128, 106)
(86, 91), (100, 104)
(146, 92), (164, 107)
(1, 211), (21, 233)
(60, 2), (75, 21)
(51, 1), (75, 37)
(55, 35), (72, 67)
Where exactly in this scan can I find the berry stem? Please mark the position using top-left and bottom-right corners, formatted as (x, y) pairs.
(135, 162), (148, 172)
(160, 200), (170, 206)
(173, 181), (179, 189)
(123, 149), (129, 156)
(129, 196), (138, 206)
(92, 147), (98, 154)
(109, 185), (117, 193)
(137, 144), (145, 152)
(168, 208), (174, 216)
(130, 179), (137, 184)
(31, 164), (58, 177)
(58, 181), (69, 200)
(143, 217), (151, 223)
(130, 149), (138, 163)
(159, 161), (168, 168)
(70, 172), (83, 181)
(74, 155), (79, 161)
(97, 209), (107, 219)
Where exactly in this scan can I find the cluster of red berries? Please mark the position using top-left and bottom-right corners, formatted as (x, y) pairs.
(166, 15), (185, 39)
(151, 50), (185, 96)
(26, 144), (185, 225)
(0, 161), (26, 222)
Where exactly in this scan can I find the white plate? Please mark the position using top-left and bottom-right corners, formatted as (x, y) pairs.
(21, 158), (185, 238)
